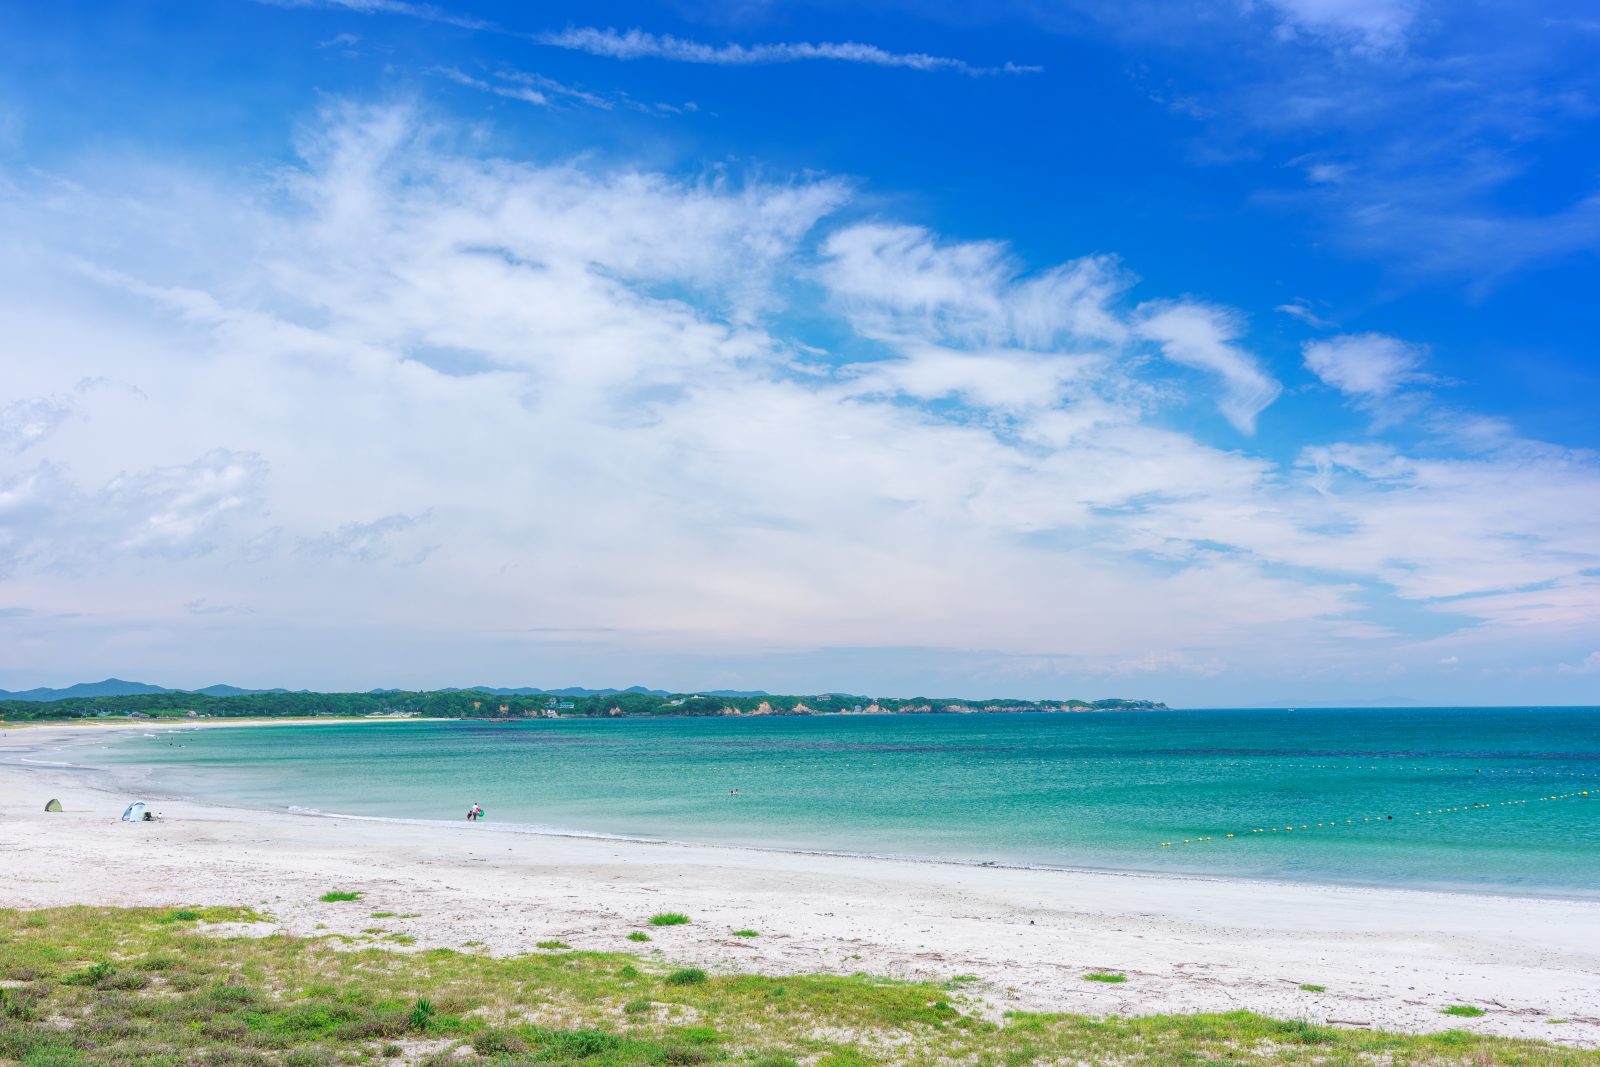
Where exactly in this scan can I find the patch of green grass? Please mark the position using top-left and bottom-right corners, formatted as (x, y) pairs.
(153, 909), (200, 924)
(949, 974), (979, 983)
(318, 890), (362, 903)
(666, 968), (708, 986)
(1083, 971), (1128, 983)
(61, 961), (116, 986)
(1443, 1004), (1487, 1017)
(471, 1026), (528, 1055)
(627, 931), (651, 942)
(536, 940), (571, 950)
(369, 911), (397, 919)
(649, 911), (691, 926)
(732, 929), (760, 938)
(1, 906), (1593, 1067)
(1299, 983), (1326, 992)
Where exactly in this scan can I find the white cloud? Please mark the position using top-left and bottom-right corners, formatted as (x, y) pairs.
(0, 449), (268, 572)
(1260, 0), (1421, 52)
(1559, 651), (1600, 674)
(536, 27), (1039, 77)
(1274, 299), (1334, 329)
(0, 396), (73, 452)
(1303, 332), (1427, 398)
(435, 66), (627, 112)
(301, 511), (435, 563)
(820, 223), (1128, 350)
(102, 450), (268, 557)
(497, 70), (612, 110)
(1136, 302), (1282, 433)
(436, 66), (550, 107)
(1304, 162), (1352, 184)
(3, 103), (1598, 697)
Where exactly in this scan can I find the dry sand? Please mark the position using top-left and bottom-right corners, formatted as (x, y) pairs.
(2, 720), (1597, 1046)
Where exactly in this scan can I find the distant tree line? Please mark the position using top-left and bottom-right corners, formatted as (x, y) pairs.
(0, 689), (1167, 721)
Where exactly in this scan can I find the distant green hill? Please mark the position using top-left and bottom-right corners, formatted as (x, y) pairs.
(0, 679), (291, 702)
(0, 678), (175, 701)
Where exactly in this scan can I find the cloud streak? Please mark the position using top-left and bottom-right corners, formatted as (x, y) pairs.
(264, 2), (1037, 78)
(536, 27), (1040, 76)
(261, 0), (492, 32)
(435, 66), (692, 115)
(1137, 302), (1282, 433)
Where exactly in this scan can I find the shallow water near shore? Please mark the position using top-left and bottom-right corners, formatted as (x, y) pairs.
(76, 707), (1600, 896)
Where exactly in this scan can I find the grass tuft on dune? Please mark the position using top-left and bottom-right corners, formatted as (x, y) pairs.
(0, 906), (1593, 1066)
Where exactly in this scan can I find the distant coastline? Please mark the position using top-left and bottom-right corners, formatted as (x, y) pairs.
(0, 683), (1167, 721)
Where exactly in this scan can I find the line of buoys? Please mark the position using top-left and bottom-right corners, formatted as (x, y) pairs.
(1157, 789), (1592, 848)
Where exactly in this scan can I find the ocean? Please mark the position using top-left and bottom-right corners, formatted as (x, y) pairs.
(78, 707), (1600, 897)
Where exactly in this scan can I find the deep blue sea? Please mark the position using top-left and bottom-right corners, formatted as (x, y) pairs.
(80, 708), (1600, 896)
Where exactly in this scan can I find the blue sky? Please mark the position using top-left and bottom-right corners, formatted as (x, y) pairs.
(1, 0), (1598, 704)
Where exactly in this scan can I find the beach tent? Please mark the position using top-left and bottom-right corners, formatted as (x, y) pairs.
(120, 802), (147, 822)
(44, 798), (62, 812)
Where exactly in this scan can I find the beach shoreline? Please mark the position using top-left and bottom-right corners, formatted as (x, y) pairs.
(2, 718), (1598, 1046)
(31, 714), (1600, 905)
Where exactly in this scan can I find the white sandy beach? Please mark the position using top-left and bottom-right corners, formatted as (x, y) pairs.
(2, 720), (1597, 1047)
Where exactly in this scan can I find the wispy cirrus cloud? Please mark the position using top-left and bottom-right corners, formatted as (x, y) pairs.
(263, 1), (1037, 77)
(1258, 0), (1421, 53)
(261, 0), (492, 32)
(436, 66), (552, 107)
(0, 395), (74, 453)
(435, 66), (693, 115)
(1061, 0), (1600, 282)
(300, 511), (436, 564)
(536, 27), (1040, 76)
(1136, 302), (1282, 434)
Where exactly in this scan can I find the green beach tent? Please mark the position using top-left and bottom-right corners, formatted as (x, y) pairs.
(44, 798), (62, 812)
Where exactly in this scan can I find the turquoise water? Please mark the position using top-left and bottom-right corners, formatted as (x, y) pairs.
(80, 708), (1600, 896)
